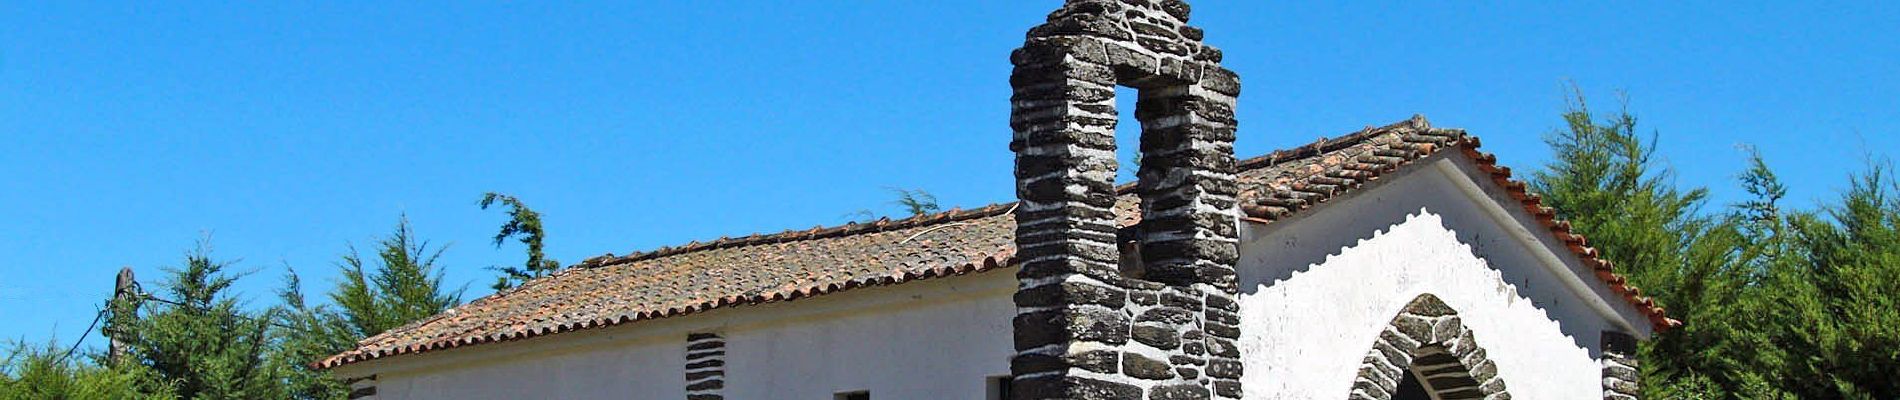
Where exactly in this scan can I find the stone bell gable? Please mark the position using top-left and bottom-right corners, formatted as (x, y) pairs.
(1006, 1), (1244, 399)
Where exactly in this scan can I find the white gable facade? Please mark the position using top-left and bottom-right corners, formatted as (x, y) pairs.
(1237, 155), (1653, 399)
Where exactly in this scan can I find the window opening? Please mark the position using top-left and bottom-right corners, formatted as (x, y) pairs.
(987, 376), (1012, 400)
(1394, 369), (1432, 400)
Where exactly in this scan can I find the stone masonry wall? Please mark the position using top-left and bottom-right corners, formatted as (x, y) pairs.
(1601, 331), (1641, 400)
(1007, 1), (1242, 399)
(685, 333), (726, 400)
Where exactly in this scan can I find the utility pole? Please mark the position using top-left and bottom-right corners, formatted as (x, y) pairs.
(106, 266), (137, 365)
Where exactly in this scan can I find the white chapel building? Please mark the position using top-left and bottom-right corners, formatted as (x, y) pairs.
(318, 1), (1674, 399)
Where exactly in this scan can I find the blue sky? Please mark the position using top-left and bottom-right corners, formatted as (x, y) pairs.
(3, 1), (1895, 349)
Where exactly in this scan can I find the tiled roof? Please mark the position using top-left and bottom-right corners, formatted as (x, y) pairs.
(1231, 116), (1679, 332)
(316, 116), (1676, 369)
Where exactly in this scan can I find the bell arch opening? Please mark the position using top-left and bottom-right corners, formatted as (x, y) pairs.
(1351, 294), (1511, 400)
(1006, 1), (1245, 398)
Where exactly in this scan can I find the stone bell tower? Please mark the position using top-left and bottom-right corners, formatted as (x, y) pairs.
(1007, 0), (1242, 399)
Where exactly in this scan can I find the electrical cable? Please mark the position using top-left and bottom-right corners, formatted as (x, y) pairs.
(56, 308), (108, 364)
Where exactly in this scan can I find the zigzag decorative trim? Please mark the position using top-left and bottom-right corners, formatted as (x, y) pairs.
(1236, 117), (1678, 331)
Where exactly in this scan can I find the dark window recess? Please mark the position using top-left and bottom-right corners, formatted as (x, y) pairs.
(1394, 371), (1431, 400)
(835, 391), (869, 400)
(987, 376), (1012, 400)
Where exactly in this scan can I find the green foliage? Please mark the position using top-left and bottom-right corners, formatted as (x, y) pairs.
(17, 85), (1895, 399)
(0, 340), (170, 400)
(1528, 91), (1720, 294)
(1527, 91), (1770, 398)
(845, 188), (942, 223)
(274, 217), (463, 400)
(331, 217), (461, 335)
(1735, 147), (1788, 227)
(888, 187), (940, 217)
(1762, 161), (1900, 398)
(271, 271), (353, 400)
(480, 193), (559, 291)
(104, 242), (285, 400)
(1530, 89), (1900, 399)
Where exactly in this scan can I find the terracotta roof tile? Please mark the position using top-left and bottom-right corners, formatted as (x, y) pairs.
(1231, 116), (1677, 332)
(316, 116), (1676, 369)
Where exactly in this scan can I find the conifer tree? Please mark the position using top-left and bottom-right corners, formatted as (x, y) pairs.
(329, 217), (461, 334)
(1765, 161), (1900, 398)
(1528, 88), (1900, 398)
(1526, 91), (1772, 398)
(104, 242), (284, 399)
(480, 193), (559, 290)
(274, 217), (463, 400)
(0, 340), (170, 400)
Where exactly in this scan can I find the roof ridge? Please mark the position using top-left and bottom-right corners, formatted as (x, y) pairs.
(1236, 114), (1436, 171)
(584, 115), (1446, 271)
(579, 201), (1021, 268)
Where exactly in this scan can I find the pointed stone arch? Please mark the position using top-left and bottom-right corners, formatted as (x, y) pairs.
(1350, 294), (1511, 400)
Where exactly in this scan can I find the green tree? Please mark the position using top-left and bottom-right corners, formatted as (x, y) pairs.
(274, 217), (463, 400)
(1526, 91), (1776, 398)
(271, 271), (354, 400)
(480, 193), (559, 290)
(1758, 160), (1900, 398)
(0, 340), (170, 400)
(329, 217), (461, 335)
(104, 242), (284, 399)
(1529, 87), (1900, 399)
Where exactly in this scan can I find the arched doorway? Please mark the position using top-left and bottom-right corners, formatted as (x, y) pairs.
(1350, 294), (1510, 400)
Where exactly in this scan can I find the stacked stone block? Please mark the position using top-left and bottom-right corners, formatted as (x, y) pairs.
(1008, 1), (1242, 399)
(1350, 294), (1510, 400)
(1601, 331), (1641, 400)
(685, 333), (726, 400)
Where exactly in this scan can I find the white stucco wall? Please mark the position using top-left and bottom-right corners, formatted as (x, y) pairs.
(720, 278), (1016, 399)
(343, 155), (1649, 400)
(372, 335), (684, 399)
(346, 270), (1018, 400)
(1235, 156), (1640, 399)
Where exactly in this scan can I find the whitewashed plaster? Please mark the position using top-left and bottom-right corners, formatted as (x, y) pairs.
(343, 270), (1019, 400)
(1235, 156), (1641, 399)
(719, 281), (1015, 399)
(341, 155), (1648, 400)
(370, 335), (683, 399)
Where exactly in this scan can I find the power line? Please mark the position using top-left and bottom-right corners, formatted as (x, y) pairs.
(134, 291), (312, 333)
(55, 286), (318, 365)
(56, 307), (108, 364)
